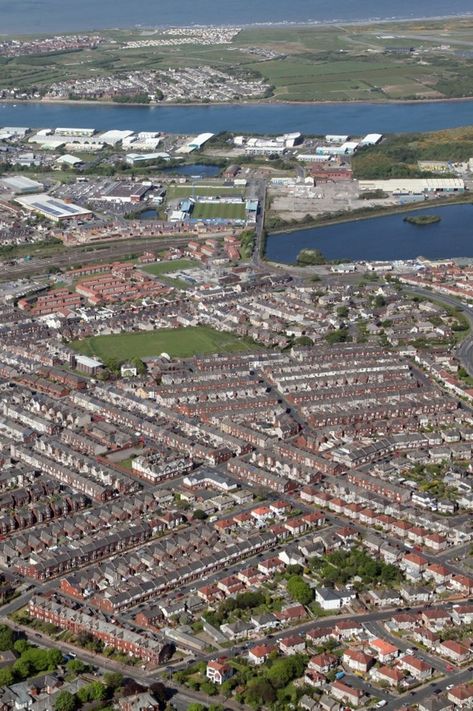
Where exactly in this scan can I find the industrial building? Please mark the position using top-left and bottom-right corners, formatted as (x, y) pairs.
(176, 133), (215, 154)
(15, 194), (94, 223)
(325, 135), (350, 144)
(122, 134), (162, 151)
(360, 133), (383, 146)
(98, 130), (134, 146)
(98, 182), (151, 204)
(359, 178), (465, 195)
(237, 132), (302, 155)
(245, 139), (286, 155)
(0, 126), (29, 140)
(74, 355), (103, 376)
(316, 141), (359, 156)
(125, 152), (171, 166)
(297, 154), (331, 163)
(0, 176), (44, 195)
(55, 154), (84, 168)
(55, 127), (95, 137)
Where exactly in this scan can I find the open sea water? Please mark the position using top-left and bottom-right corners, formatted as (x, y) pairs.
(0, 0), (472, 34)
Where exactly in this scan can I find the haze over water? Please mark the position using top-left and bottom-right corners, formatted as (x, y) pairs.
(0, 0), (472, 34)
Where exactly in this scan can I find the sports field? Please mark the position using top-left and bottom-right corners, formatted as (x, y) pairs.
(167, 185), (244, 199)
(71, 326), (258, 361)
(141, 259), (198, 276)
(193, 202), (247, 220)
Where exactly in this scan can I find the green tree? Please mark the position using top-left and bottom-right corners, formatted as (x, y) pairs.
(287, 575), (314, 605)
(266, 655), (306, 689)
(103, 671), (123, 691)
(0, 666), (14, 686)
(66, 658), (88, 675)
(285, 564), (303, 577)
(21, 647), (50, 672)
(89, 681), (107, 701)
(294, 336), (314, 347)
(0, 625), (14, 651)
(131, 356), (146, 375)
(245, 678), (276, 706)
(200, 681), (217, 696)
(47, 649), (63, 669)
(149, 682), (167, 707)
(76, 686), (93, 704)
(220, 678), (238, 697)
(13, 639), (29, 655)
(13, 657), (32, 679)
(325, 328), (350, 344)
(54, 690), (77, 711)
(105, 357), (122, 374)
(193, 509), (208, 520)
(297, 248), (326, 266)
(187, 705), (206, 711)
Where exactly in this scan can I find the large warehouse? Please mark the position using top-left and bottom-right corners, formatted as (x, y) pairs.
(16, 194), (93, 223)
(0, 176), (44, 195)
(176, 132), (215, 154)
(359, 178), (465, 194)
(98, 182), (151, 204)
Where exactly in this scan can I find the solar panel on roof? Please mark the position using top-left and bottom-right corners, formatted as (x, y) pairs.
(31, 202), (62, 217)
(48, 199), (80, 214)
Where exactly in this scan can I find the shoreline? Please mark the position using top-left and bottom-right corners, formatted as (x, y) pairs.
(266, 197), (473, 238)
(2, 13), (473, 109)
(3, 95), (473, 110)
(0, 12), (473, 37)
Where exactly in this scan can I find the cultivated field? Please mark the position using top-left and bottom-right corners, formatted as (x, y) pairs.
(5, 18), (473, 102)
(71, 326), (258, 360)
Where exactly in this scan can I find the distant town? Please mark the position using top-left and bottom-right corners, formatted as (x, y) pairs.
(3, 17), (473, 105)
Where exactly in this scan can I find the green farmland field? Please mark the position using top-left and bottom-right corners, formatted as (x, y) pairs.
(71, 326), (259, 361)
(5, 18), (473, 101)
(192, 202), (247, 220)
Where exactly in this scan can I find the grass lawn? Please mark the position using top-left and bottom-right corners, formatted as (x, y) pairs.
(158, 276), (194, 290)
(167, 185), (244, 199)
(141, 259), (198, 276)
(71, 326), (259, 361)
(116, 456), (136, 469)
(193, 202), (247, 220)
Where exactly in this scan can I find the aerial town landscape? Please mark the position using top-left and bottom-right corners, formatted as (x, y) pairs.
(1, 2), (473, 711)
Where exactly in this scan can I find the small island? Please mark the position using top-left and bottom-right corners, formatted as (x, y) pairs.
(297, 248), (327, 266)
(403, 214), (442, 226)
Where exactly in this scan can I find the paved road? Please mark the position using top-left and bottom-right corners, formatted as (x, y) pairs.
(385, 664), (473, 711)
(436, 540), (473, 563)
(346, 672), (394, 703)
(170, 600), (467, 669)
(3, 590), (469, 710)
(250, 176), (267, 267)
(403, 285), (473, 376)
(4, 616), (244, 711)
(364, 620), (449, 674)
